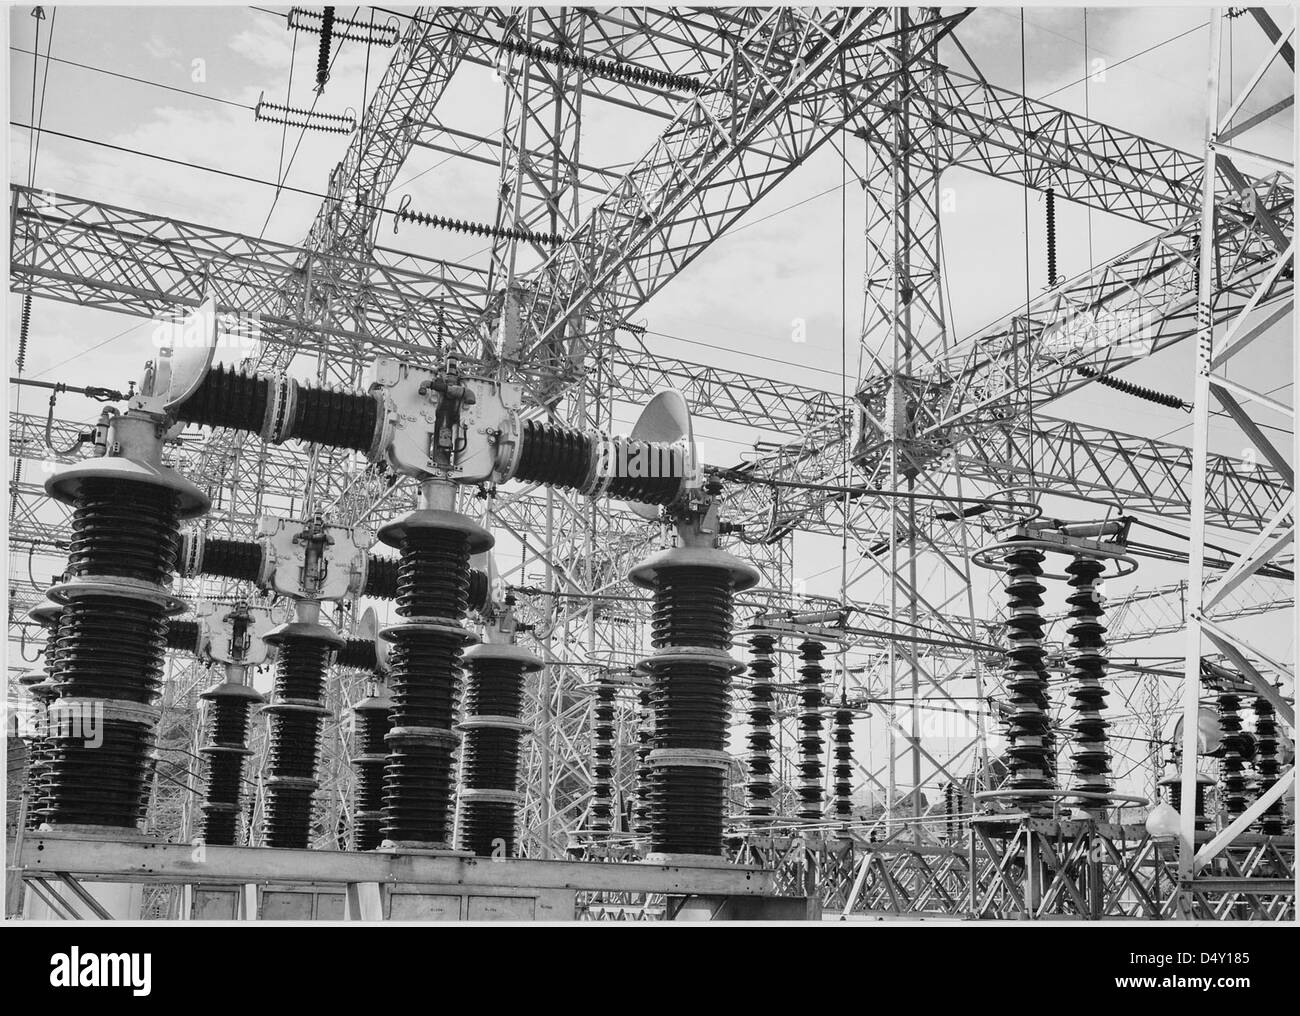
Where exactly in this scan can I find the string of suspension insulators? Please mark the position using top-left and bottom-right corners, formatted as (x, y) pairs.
(745, 633), (776, 817)
(288, 6), (398, 47)
(254, 95), (355, 134)
(493, 33), (705, 94)
(393, 194), (560, 245)
(1252, 697), (1283, 835)
(16, 293), (31, 373)
(1065, 554), (1111, 816)
(796, 640), (826, 821)
(1045, 187), (1058, 287)
(1073, 363), (1190, 410)
(1001, 539), (1057, 810)
(314, 6), (334, 92)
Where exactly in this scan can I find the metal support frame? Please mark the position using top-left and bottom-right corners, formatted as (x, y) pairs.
(7, 8), (1293, 918)
(1177, 7), (1295, 915)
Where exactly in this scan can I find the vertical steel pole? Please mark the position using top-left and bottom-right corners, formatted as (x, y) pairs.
(1177, 8), (1224, 909)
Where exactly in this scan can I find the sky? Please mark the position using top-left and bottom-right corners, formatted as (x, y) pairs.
(5, 5), (1294, 807)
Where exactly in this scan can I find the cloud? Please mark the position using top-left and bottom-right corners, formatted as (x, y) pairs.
(143, 35), (183, 63)
(227, 24), (295, 71)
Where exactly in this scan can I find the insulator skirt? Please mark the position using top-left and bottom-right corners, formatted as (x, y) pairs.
(198, 537), (262, 583)
(396, 529), (471, 618)
(286, 384), (377, 452)
(52, 597), (168, 703)
(649, 766), (727, 855)
(457, 655), (527, 856)
(200, 694), (251, 847)
(364, 554), (400, 599)
(44, 475), (180, 830)
(643, 561), (737, 855)
(1252, 698), (1283, 835)
(652, 566), (734, 651)
(1217, 691), (1249, 819)
(44, 719), (154, 827)
(262, 636), (331, 848)
(336, 638), (378, 671)
(173, 363), (268, 434)
(512, 419), (685, 505)
(352, 703), (392, 851)
(382, 744), (455, 843)
(382, 523), (473, 846)
(603, 441), (687, 505)
(832, 705), (854, 817)
(1000, 543), (1056, 808)
(746, 633), (776, 816)
(589, 679), (616, 831)
(1166, 778), (1211, 831)
(634, 687), (653, 834)
(68, 478), (180, 585)
(512, 419), (592, 491)
(1065, 555), (1111, 813)
(457, 801), (518, 858)
(165, 619), (201, 652)
(797, 640), (826, 820)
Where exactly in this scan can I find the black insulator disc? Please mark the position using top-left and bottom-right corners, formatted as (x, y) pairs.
(467, 567), (489, 612)
(263, 784), (315, 849)
(268, 709), (322, 781)
(458, 800), (517, 857)
(272, 637), (331, 702)
(382, 743), (456, 844)
(463, 658), (525, 717)
(397, 529), (471, 618)
(512, 419), (593, 491)
(364, 554), (400, 599)
(650, 663), (731, 749)
(206, 696), (252, 747)
(605, 439), (686, 505)
(174, 363), (269, 434)
(51, 597), (168, 704)
(651, 566), (734, 650)
(199, 536), (262, 582)
(380, 521), (474, 846)
(387, 632), (462, 731)
(353, 708), (391, 758)
(262, 635), (330, 848)
(68, 478), (180, 585)
(461, 728), (522, 789)
(165, 619), (201, 652)
(336, 638), (378, 671)
(286, 384), (378, 452)
(1001, 544), (1058, 802)
(44, 719), (154, 827)
(649, 765), (726, 856)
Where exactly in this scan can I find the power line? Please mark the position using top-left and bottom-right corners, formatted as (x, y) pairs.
(10, 120), (368, 209)
(1037, 20), (1209, 103)
(8, 45), (255, 111)
(259, 4), (358, 238)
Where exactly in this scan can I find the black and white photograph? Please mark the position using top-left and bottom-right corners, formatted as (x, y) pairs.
(1, 0), (1296, 968)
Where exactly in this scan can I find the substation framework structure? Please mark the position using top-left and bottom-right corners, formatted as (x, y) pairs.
(5, 6), (1295, 920)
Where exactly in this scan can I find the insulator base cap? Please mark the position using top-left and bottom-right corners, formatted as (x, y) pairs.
(46, 455), (210, 518)
(377, 508), (493, 553)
